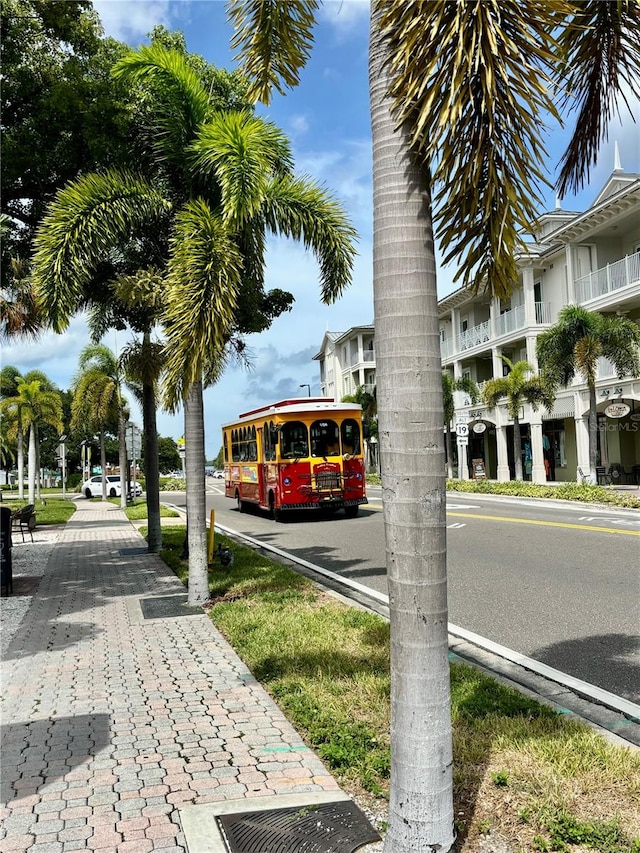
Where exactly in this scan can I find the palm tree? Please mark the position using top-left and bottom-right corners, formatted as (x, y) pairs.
(342, 385), (378, 471)
(71, 344), (127, 503)
(537, 306), (640, 484)
(14, 377), (63, 504)
(442, 374), (480, 479)
(1, 367), (55, 500)
(227, 1), (639, 849)
(482, 358), (555, 481)
(32, 44), (356, 605)
(71, 344), (126, 506)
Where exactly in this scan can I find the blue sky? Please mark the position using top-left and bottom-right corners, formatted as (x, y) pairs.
(6, 0), (640, 458)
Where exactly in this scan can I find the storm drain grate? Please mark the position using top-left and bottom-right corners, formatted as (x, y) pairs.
(217, 800), (380, 853)
(139, 595), (204, 620)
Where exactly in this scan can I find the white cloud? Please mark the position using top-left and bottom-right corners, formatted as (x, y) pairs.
(93, 0), (173, 41)
(319, 0), (370, 36)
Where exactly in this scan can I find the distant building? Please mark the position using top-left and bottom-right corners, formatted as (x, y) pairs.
(313, 166), (640, 483)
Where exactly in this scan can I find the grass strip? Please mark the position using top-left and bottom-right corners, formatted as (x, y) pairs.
(158, 526), (640, 852)
(5, 497), (75, 526)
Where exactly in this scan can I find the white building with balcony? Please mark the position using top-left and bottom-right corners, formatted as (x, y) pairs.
(313, 325), (376, 401)
(314, 166), (640, 484)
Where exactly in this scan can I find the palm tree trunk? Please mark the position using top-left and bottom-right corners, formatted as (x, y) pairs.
(35, 425), (41, 500)
(17, 420), (24, 500)
(370, 10), (454, 853)
(185, 380), (209, 604)
(118, 410), (128, 510)
(27, 424), (36, 505)
(513, 416), (523, 481)
(142, 374), (162, 553)
(588, 381), (598, 485)
(100, 430), (107, 501)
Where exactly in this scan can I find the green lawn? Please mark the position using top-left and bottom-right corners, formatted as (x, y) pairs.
(156, 525), (640, 853)
(4, 498), (75, 526)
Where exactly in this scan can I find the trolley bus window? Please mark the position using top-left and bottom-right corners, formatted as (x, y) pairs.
(311, 419), (340, 457)
(341, 419), (361, 455)
(232, 429), (240, 461)
(280, 421), (309, 458)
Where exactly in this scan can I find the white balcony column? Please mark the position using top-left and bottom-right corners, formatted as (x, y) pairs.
(451, 307), (460, 354)
(489, 299), (498, 339)
(526, 336), (538, 370)
(522, 266), (536, 325)
(565, 244), (576, 303)
(453, 360), (463, 381)
(529, 418), (546, 484)
(496, 422), (510, 481)
(357, 333), (364, 365)
(457, 439), (469, 480)
(492, 346), (503, 378)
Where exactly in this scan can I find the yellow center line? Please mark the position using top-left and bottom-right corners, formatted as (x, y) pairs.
(447, 512), (640, 536)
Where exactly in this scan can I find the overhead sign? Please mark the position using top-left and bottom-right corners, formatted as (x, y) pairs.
(605, 402), (630, 419)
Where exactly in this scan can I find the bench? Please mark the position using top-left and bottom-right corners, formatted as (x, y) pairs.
(11, 504), (36, 542)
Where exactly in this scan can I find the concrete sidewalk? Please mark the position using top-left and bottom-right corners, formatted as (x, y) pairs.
(1, 500), (344, 853)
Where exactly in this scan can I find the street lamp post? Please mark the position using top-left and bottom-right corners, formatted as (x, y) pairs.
(299, 384), (311, 397)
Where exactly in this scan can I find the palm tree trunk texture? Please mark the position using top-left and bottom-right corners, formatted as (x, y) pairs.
(142, 377), (162, 553)
(588, 381), (598, 485)
(118, 411), (128, 510)
(27, 424), (36, 505)
(370, 9), (454, 853)
(17, 422), (24, 500)
(513, 416), (524, 482)
(35, 425), (41, 500)
(100, 430), (107, 501)
(184, 381), (209, 604)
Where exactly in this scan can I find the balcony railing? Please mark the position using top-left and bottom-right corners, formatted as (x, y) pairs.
(535, 301), (551, 324)
(363, 351), (375, 362)
(459, 320), (491, 351)
(440, 337), (454, 360)
(496, 305), (526, 336)
(575, 253), (640, 303)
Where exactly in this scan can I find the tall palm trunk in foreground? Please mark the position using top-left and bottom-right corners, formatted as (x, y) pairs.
(369, 12), (453, 853)
(184, 381), (208, 605)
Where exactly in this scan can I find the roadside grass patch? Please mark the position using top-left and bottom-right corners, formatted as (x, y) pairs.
(156, 525), (640, 851)
(446, 479), (640, 509)
(123, 501), (179, 521)
(7, 497), (75, 526)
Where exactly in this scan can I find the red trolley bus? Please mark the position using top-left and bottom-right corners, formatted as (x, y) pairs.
(222, 398), (368, 520)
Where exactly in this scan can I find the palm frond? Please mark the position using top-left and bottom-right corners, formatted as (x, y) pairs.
(189, 111), (294, 223)
(162, 199), (243, 410)
(556, 0), (640, 196)
(380, 0), (569, 298)
(31, 171), (169, 333)
(227, 0), (319, 105)
(262, 174), (358, 303)
(598, 314), (640, 379)
(113, 44), (212, 166)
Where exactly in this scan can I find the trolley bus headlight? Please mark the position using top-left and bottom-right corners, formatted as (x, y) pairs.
(283, 477), (291, 486)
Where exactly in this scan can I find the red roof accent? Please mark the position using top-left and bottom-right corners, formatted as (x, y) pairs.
(238, 398), (334, 418)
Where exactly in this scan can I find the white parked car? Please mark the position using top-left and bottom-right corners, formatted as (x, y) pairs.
(82, 475), (142, 498)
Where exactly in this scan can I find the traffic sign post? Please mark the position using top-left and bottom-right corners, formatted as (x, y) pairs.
(125, 423), (142, 499)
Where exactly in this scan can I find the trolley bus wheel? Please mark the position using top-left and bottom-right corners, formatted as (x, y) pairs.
(268, 492), (281, 522)
(344, 505), (359, 518)
(236, 491), (245, 513)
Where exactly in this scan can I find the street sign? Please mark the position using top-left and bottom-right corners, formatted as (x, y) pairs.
(125, 423), (142, 459)
(456, 423), (469, 438)
(457, 436), (469, 446)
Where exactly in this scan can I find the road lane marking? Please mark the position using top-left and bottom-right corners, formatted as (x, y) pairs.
(447, 511), (640, 536)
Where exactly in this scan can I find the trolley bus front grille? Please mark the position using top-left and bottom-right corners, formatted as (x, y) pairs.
(315, 471), (342, 492)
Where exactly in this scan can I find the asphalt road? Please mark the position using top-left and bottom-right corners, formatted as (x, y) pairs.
(163, 484), (640, 703)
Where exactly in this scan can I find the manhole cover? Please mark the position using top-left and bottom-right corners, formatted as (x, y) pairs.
(139, 595), (204, 619)
(217, 800), (380, 853)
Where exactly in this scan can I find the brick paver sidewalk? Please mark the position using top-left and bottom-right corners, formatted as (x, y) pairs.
(1, 501), (341, 852)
